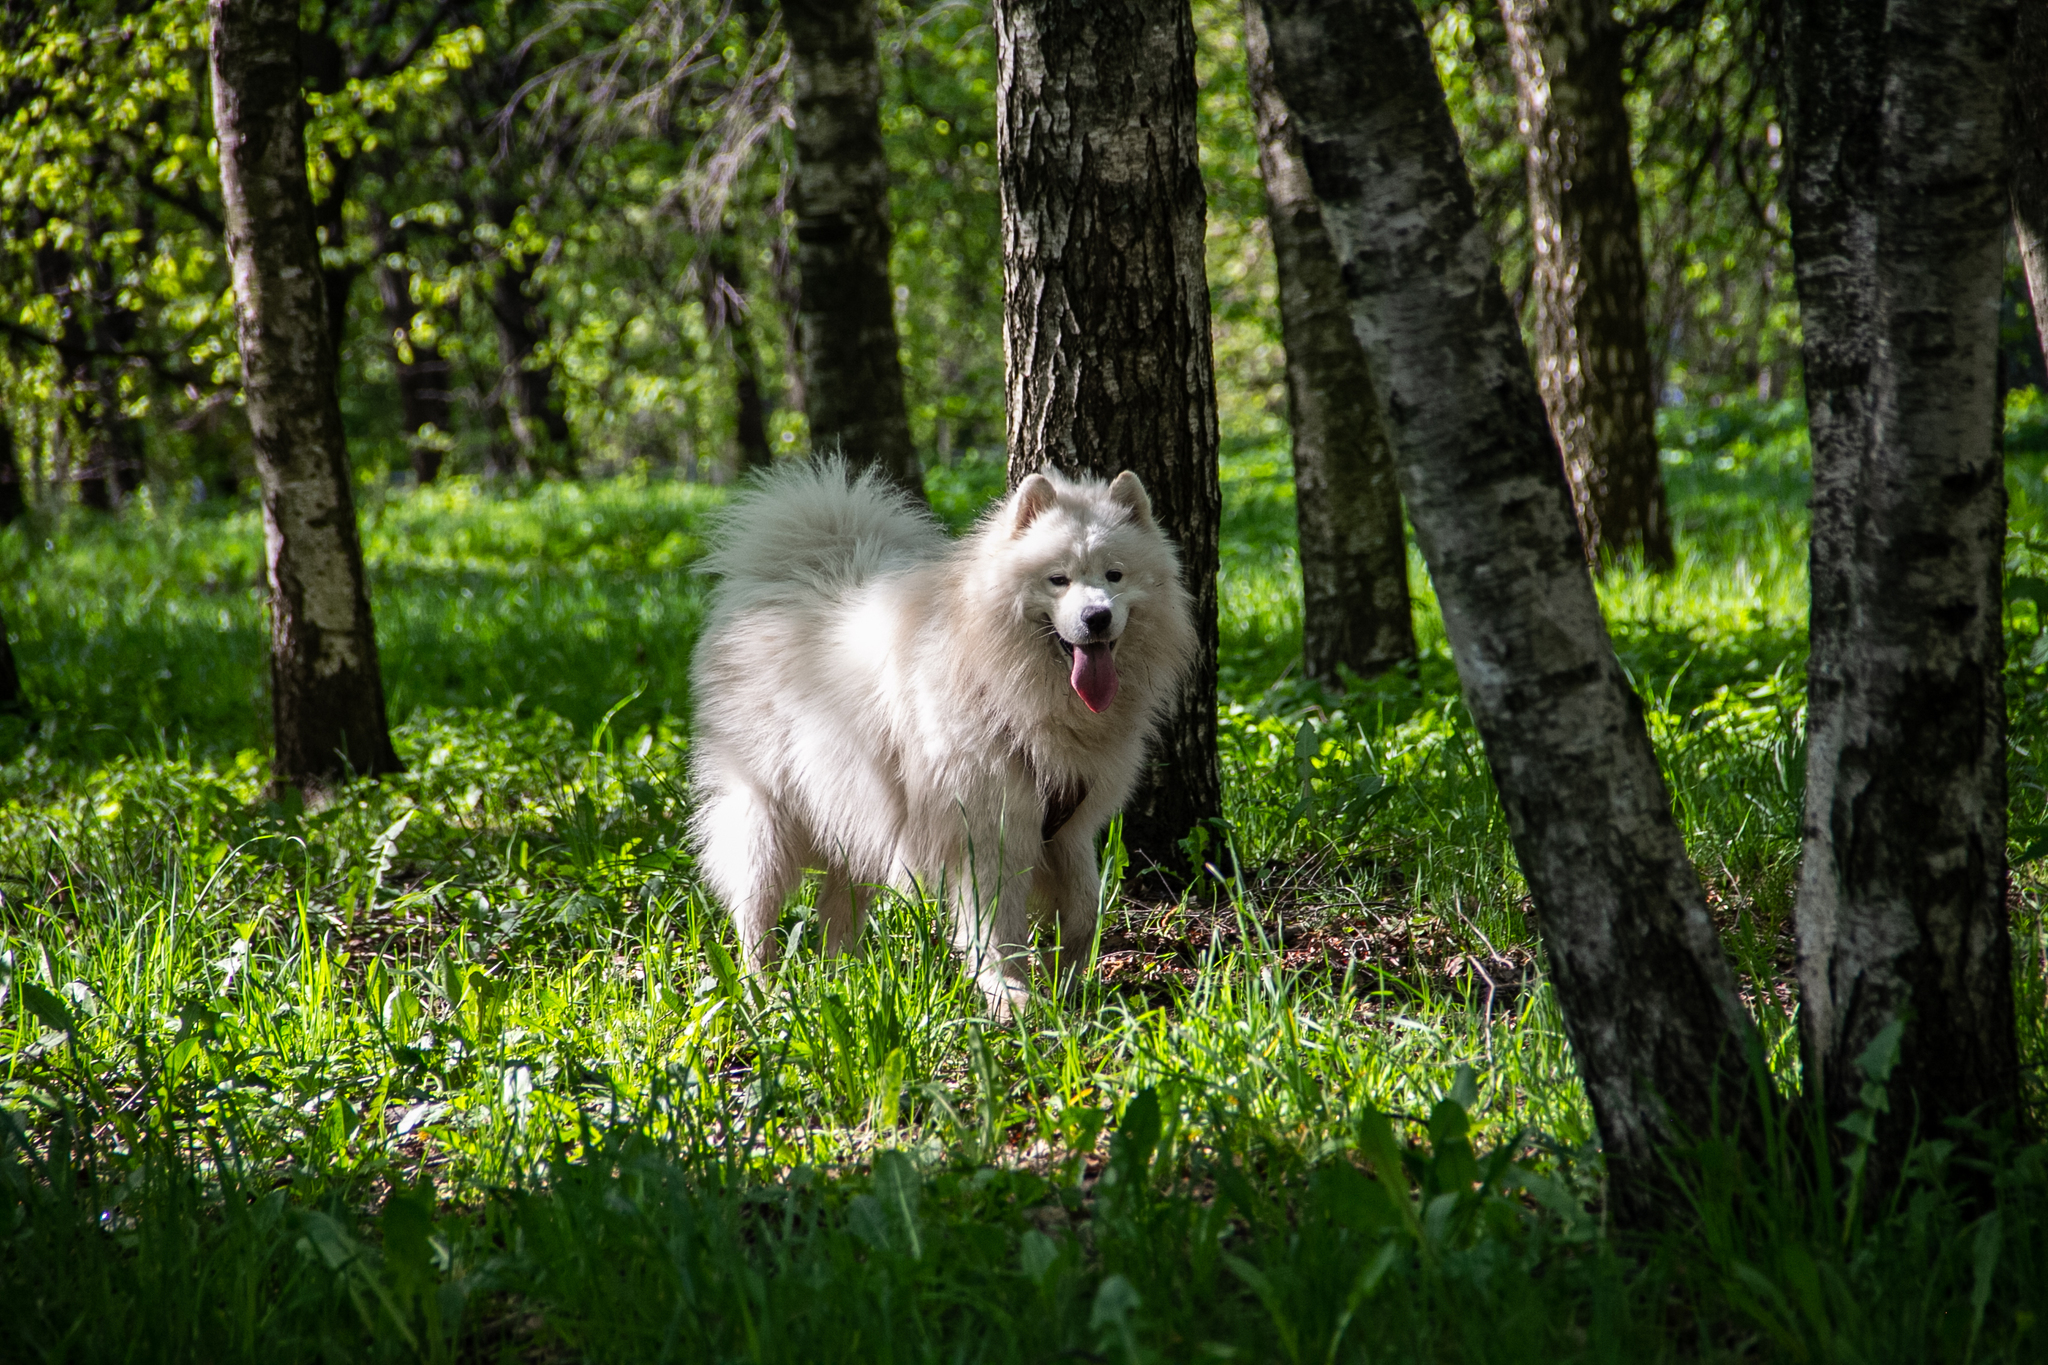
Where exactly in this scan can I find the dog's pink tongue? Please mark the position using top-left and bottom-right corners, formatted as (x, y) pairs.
(1070, 643), (1118, 713)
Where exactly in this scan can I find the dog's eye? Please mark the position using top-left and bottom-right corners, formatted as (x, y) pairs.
(1106, 571), (1123, 582)
(1049, 574), (1069, 587)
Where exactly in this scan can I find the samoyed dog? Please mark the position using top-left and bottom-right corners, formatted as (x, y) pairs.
(688, 459), (1196, 1013)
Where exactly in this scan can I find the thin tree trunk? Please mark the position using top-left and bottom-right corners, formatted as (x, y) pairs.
(302, 27), (359, 362)
(93, 239), (149, 501)
(784, 0), (923, 500)
(374, 261), (452, 484)
(484, 234), (575, 476)
(1256, 0), (1756, 1226)
(770, 224), (807, 418)
(1243, 0), (1414, 684)
(2012, 1), (2048, 362)
(0, 417), (24, 525)
(210, 0), (401, 789)
(996, 0), (1223, 875)
(1501, 0), (1673, 571)
(31, 240), (128, 512)
(0, 605), (19, 714)
(1784, 0), (2019, 1183)
(705, 242), (774, 474)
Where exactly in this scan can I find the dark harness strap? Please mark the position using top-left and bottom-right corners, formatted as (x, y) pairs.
(1013, 734), (1089, 843)
(1040, 777), (1088, 843)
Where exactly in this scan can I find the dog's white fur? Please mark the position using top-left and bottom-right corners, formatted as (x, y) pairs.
(688, 459), (1196, 1011)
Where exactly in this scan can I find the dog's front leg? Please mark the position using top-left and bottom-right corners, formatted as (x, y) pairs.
(953, 829), (1035, 1019)
(1035, 829), (1105, 996)
(816, 864), (870, 957)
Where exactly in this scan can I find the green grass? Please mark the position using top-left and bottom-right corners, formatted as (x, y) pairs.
(3, 397), (2047, 1361)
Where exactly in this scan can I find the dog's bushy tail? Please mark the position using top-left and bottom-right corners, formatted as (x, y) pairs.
(698, 457), (941, 596)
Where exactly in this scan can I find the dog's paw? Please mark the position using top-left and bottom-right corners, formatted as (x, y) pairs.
(978, 973), (1033, 1022)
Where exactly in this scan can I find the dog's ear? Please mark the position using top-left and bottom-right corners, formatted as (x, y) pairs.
(1011, 472), (1059, 536)
(1107, 471), (1153, 527)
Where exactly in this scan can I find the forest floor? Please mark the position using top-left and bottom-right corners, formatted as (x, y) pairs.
(3, 397), (2047, 1361)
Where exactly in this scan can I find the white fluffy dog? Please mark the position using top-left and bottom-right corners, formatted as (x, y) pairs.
(688, 459), (1196, 1012)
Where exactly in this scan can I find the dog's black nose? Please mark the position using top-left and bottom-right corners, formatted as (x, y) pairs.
(1082, 605), (1113, 638)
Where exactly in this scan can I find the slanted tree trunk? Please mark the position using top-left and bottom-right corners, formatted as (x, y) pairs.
(704, 241), (774, 474)
(1784, 0), (2019, 1184)
(784, 0), (922, 500)
(374, 260), (453, 484)
(1257, 0), (1756, 1226)
(996, 0), (1223, 876)
(1243, 0), (1414, 684)
(1500, 0), (1673, 571)
(210, 0), (401, 789)
(2012, 2), (2048, 362)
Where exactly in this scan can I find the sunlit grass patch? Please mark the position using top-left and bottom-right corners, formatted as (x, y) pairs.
(3, 402), (2047, 1357)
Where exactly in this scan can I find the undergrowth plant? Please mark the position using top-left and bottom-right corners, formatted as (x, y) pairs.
(1, 399), (2045, 1360)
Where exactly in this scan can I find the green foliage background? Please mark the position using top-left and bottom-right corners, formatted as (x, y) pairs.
(1, 0), (1795, 491)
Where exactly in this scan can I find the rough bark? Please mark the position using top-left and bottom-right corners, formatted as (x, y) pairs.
(210, 0), (402, 789)
(1257, 0), (1756, 1226)
(1785, 0), (2019, 1178)
(0, 417), (24, 525)
(374, 261), (452, 484)
(1243, 0), (1414, 683)
(2013, 1), (2048, 362)
(1501, 0), (1673, 570)
(785, 0), (923, 500)
(704, 242), (774, 475)
(996, 0), (1224, 874)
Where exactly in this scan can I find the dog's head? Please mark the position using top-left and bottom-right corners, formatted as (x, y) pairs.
(1000, 468), (1191, 715)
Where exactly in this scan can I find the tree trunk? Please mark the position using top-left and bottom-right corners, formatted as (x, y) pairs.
(0, 605), (20, 715)
(1784, 0), (2019, 1183)
(210, 0), (402, 790)
(92, 259), (149, 502)
(0, 417), (24, 525)
(704, 242), (774, 475)
(1256, 0), (1756, 1226)
(2012, 1), (2048, 362)
(374, 261), (452, 484)
(31, 240), (137, 513)
(484, 232), (575, 476)
(784, 0), (923, 501)
(1500, 0), (1674, 571)
(996, 0), (1224, 875)
(1243, 0), (1414, 684)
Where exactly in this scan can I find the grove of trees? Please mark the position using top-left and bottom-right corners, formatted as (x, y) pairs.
(0, 0), (2037, 1233)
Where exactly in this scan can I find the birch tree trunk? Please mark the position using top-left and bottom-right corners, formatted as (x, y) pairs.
(210, 0), (401, 789)
(996, 0), (1223, 873)
(785, 0), (922, 500)
(1256, 0), (1756, 1225)
(1784, 0), (2019, 1181)
(1243, 0), (1415, 684)
(1500, 0), (1673, 571)
(2012, 1), (2048, 361)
